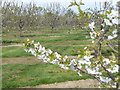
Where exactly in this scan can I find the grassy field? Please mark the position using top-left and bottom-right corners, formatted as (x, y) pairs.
(1, 27), (114, 88)
(2, 63), (93, 88)
(2, 27), (93, 57)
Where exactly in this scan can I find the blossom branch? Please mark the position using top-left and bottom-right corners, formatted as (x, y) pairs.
(77, 68), (105, 85)
(101, 63), (115, 81)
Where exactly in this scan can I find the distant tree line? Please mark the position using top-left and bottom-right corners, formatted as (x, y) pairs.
(1, 1), (85, 31)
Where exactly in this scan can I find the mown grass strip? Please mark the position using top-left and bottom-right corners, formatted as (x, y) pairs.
(2, 63), (93, 88)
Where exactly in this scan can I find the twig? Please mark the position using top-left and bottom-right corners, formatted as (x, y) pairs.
(107, 43), (118, 53)
(77, 68), (104, 85)
(101, 64), (115, 81)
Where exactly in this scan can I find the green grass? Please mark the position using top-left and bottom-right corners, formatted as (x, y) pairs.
(2, 27), (88, 43)
(2, 63), (93, 88)
(46, 45), (85, 56)
(2, 35), (89, 45)
(2, 28), (92, 58)
(1, 47), (32, 58)
(1, 26), (115, 88)
(2, 26), (113, 57)
(1, 45), (85, 58)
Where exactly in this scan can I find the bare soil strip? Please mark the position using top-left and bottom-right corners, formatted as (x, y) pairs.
(1, 57), (42, 65)
(1, 43), (117, 47)
(23, 79), (98, 88)
(1, 56), (77, 65)
(0, 44), (22, 47)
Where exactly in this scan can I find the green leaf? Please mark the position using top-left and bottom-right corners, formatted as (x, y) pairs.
(87, 14), (92, 19)
(111, 52), (116, 60)
(98, 55), (104, 61)
(100, 14), (106, 17)
(77, 15), (82, 19)
(80, 0), (85, 5)
(68, 1), (78, 7)
(106, 11), (111, 14)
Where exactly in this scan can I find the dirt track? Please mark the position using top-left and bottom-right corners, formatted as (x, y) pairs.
(23, 79), (98, 88)
(0, 44), (22, 47)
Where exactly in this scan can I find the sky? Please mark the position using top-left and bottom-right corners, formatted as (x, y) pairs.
(2, 0), (119, 12)
(3, 0), (119, 4)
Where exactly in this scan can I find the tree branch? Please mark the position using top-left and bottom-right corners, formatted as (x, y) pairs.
(107, 43), (118, 53)
(77, 68), (104, 85)
(98, 26), (110, 42)
(100, 64), (115, 81)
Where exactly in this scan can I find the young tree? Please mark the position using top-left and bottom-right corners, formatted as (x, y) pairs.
(42, 3), (62, 31)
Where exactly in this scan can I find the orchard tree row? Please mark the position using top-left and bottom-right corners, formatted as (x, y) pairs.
(1, 1), (84, 30)
(1, 1), (112, 31)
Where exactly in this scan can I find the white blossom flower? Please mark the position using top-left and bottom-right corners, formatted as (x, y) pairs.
(107, 65), (119, 73)
(44, 58), (50, 63)
(84, 47), (87, 50)
(41, 47), (46, 52)
(89, 22), (95, 30)
(50, 59), (59, 64)
(31, 51), (36, 56)
(63, 55), (68, 62)
(38, 55), (45, 59)
(113, 34), (117, 38)
(31, 40), (34, 43)
(86, 68), (101, 75)
(112, 30), (117, 34)
(38, 45), (42, 52)
(111, 84), (117, 88)
(47, 49), (53, 54)
(103, 58), (110, 64)
(24, 49), (28, 52)
(64, 55), (68, 59)
(104, 19), (112, 26)
(101, 24), (104, 27)
(85, 65), (88, 69)
(54, 52), (61, 58)
(83, 55), (94, 61)
(92, 41), (95, 43)
(69, 59), (77, 66)
(107, 9), (118, 18)
(89, 32), (97, 39)
(78, 58), (91, 66)
(101, 29), (104, 32)
(110, 82), (117, 88)
(77, 65), (82, 69)
(44, 51), (49, 56)
(99, 76), (112, 83)
(77, 71), (82, 76)
(108, 35), (114, 40)
(112, 19), (119, 25)
(110, 10), (119, 18)
(69, 59), (77, 71)
(27, 38), (30, 41)
(59, 64), (69, 70)
(107, 9), (120, 25)
(70, 65), (77, 71)
(28, 48), (34, 52)
(86, 61), (91, 65)
(90, 32), (95, 39)
(78, 59), (85, 64)
(34, 42), (40, 48)
(22, 43), (25, 46)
